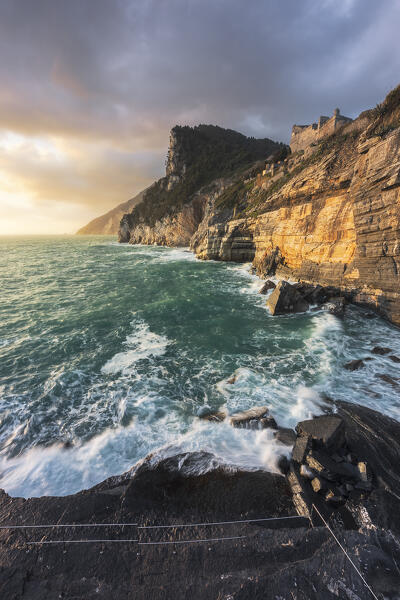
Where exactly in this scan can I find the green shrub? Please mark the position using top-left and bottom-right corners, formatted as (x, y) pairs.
(130, 125), (285, 226)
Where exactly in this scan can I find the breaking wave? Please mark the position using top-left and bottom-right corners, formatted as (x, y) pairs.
(2, 237), (400, 497)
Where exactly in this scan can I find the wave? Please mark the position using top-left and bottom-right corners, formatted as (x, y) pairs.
(102, 319), (171, 376)
(0, 414), (292, 497)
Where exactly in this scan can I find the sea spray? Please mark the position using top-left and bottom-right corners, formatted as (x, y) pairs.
(2, 236), (400, 497)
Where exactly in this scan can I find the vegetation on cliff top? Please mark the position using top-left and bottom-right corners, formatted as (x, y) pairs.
(128, 125), (284, 226)
(366, 83), (400, 138)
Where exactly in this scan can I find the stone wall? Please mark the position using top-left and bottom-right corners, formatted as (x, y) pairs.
(290, 109), (353, 153)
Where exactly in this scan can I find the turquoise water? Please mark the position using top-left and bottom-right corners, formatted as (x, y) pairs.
(1, 235), (400, 497)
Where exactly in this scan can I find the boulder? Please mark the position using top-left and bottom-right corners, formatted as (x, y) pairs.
(296, 415), (345, 449)
(292, 283), (331, 304)
(389, 355), (400, 363)
(274, 428), (297, 446)
(198, 410), (226, 423)
(372, 346), (392, 355)
(344, 359), (365, 371)
(229, 406), (277, 430)
(258, 280), (276, 294)
(325, 492), (346, 507)
(311, 477), (328, 494)
(292, 435), (310, 463)
(323, 296), (346, 316)
(305, 449), (360, 481)
(267, 281), (309, 315)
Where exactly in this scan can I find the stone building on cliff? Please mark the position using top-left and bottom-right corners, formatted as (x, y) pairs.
(290, 108), (353, 153)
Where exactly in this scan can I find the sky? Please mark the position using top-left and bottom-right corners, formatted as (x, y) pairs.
(0, 0), (399, 234)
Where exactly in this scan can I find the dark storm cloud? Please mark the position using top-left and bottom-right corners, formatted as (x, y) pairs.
(0, 0), (399, 231)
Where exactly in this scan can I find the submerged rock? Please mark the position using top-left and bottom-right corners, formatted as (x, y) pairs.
(372, 345), (392, 355)
(375, 373), (399, 387)
(267, 281), (309, 315)
(389, 354), (400, 363)
(344, 359), (365, 371)
(198, 409), (226, 422)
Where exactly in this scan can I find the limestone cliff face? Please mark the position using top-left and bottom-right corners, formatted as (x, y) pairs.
(119, 195), (208, 246)
(118, 124), (282, 246)
(165, 128), (187, 190)
(118, 86), (400, 324)
(192, 98), (400, 324)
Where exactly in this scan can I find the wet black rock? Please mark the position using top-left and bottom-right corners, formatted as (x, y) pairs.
(388, 355), (400, 363)
(277, 455), (291, 475)
(229, 406), (277, 430)
(267, 281), (309, 315)
(344, 359), (365, 371)
(372, 345), (392, 355)
(375, 373), (399, 387)
(274, 428), (297, 446)
(295, 416), (345, 449)
(198, 408), (226, 422)
(258, 280), (276, 294)
(1, 405), (400, 599)
(323, 296), (346, 316)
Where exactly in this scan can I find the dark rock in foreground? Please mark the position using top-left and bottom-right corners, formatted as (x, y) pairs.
(1, 403), (400, 599)
(274, 427), (297, 446)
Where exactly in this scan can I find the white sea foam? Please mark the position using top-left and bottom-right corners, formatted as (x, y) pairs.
(305, 312), (344, 377)
(0, 408), (291, 497)
(150, 247), (197, 263)
(5, 240), (400, 500)
(102, 320), (171, 375)
(134, 419), (291, 477)
(289, 386), (326, 421)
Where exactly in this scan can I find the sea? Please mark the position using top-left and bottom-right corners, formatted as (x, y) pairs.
(1, 235), (400, 498)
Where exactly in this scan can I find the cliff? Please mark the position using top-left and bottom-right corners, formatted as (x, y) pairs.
(76, 189), (147, 235)
(118, 125), (284, 244)
(116, 85), (400, 325)
(191, 85), (400, 324)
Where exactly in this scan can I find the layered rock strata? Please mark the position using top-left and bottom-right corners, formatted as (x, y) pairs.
(192, 94), (400, 324)
(115, 86), (400, 324)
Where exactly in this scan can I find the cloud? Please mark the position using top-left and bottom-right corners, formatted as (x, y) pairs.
(0, 0), (399, 233)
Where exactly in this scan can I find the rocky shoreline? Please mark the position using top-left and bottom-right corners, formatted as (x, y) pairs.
(1, 398), (400, 599)
(115, 85), (400, 326)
